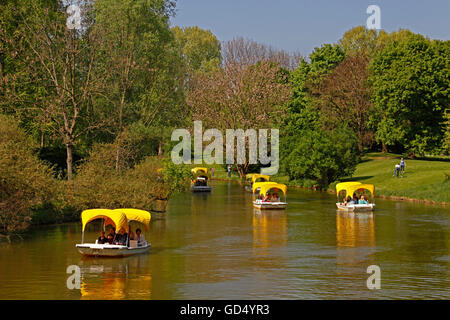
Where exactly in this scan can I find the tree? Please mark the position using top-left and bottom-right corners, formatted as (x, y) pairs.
(172, 26), (222, 73)
(222, 37), (302, 71)
(0, 115), (61, 233)
(369, 34), (449, 155)
(91, 0), (183, 166)
(283, 128), (359, 189)
(0, 0), (102, 180)
(312, 52), (374, 153)
(187, 39), (292, 177)
(339, 26), (381, 55)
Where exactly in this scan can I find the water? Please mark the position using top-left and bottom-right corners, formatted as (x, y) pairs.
(0, 181), (449, 299)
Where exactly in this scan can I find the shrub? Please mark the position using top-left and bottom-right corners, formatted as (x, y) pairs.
(69, 143), (190, 211)
(0, 115), (61, 233)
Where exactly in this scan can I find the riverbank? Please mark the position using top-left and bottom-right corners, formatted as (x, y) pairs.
(229, 153), (450, 206)
(333, 153), (450, 205)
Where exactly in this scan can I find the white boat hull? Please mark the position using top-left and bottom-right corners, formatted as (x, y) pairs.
(253, 201), (287, 210)
(336, 203), (375, 212)
(76, 243), (151, 257)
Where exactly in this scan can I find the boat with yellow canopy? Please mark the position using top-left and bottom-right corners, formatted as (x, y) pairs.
(336, 182), (375, 212)
(252, 182), (288, 210)
(76, 208), (151, 257)
(191, 167), (212, 192)
(244, 174), (271, 192)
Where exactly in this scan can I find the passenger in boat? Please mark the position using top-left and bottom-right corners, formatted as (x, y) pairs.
(114, 227), (129, 246)
(108, 227), (115, 239)
(106, 234), (114, 244)
(273, 193), (280, 202)
(358, 195), (368, 204)
(343, 196), (352, 206)
(97, 231), (107, 244)
(136, 228), (145, 246)
(352, 193), (359, 204)
(263, 193), (271, 202)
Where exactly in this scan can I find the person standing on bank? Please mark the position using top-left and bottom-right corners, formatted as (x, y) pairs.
(400, 158), (406, 175)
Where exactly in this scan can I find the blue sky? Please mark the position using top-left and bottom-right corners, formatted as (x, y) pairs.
(170, 0), (450, 56)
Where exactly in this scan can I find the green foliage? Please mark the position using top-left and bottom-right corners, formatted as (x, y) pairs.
(69, 141), (190, 212)
(282, 128), (359, 188)
(0, 115), (62, 233)
(161, 159), (192, 195)
(369, 35), (450, 155)
(172, 26), (222, 73)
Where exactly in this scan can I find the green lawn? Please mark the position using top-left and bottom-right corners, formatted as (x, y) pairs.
(189, 153), (450, 203)
(339, 153), (450, 203)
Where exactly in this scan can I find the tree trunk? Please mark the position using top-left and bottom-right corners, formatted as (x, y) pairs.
(382, 142), (387, 153)
(158, 140), (163, 156)
(40, 132), (44, 148)
(115, 148), (120, 171)
(66, 143), (73, 181)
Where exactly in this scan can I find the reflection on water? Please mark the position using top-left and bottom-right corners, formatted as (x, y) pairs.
(0, 181), (449, 299)
(335, 212), (376, 295)
(79, 255), (151, 300)
(253, 209), (287, 254)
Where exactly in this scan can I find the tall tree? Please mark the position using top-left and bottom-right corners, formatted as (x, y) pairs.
(92, 0), (182, 166)
(369, 35), (449, 155)
(188, 59), (291, 177)
(1, 0), (102, 180)
(312, 53), (374, 153)
(172, 26), (222, 74)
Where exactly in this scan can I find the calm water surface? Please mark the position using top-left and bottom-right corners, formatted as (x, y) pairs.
(0, 181), (449, 299)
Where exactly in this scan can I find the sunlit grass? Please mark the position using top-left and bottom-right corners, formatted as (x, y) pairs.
(344, 153), (450, 203)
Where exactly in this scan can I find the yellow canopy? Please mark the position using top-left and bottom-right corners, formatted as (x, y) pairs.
(192, 167), (211, 180)
(346, 184), (375, 197)
(259, 183), (287, 196)
(251, 174), (271, 184)
(246, 173), (257, 180)
(336, 182), (362, 195)
(191, 167), (208, 174)
(252, 181), (278, 194)
(113, 208), (151, 230)
(81, 209), (128, 232)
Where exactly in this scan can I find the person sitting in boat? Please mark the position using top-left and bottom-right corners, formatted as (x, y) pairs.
(343, 196), (351, 206)
(135, 228), (145, 246)
(263, 193), (271, 202)
(272, 193), (280, 202)
(114, 227), (129, 246)
(106, 234), (114, 244)
(108, 227), (115, 239)
(98, 231), (108, 244)
(352, 194), (359, 204)
(358, 195), (369, 204)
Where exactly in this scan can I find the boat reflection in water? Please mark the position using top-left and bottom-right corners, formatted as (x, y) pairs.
(79, 254), (151, 300)
(252, 209), (287, 256)
(336, 211), (376, 293)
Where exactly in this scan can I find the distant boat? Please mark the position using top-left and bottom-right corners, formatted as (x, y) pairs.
(335, 182), (375, 212)
(244, 173), (271, 192)
(76, 209), (151, 257)
(252, 182), (288, 210)
(191, 167), (212, 192)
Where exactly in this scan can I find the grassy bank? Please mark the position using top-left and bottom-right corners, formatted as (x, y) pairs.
(334, 153), (450, 204)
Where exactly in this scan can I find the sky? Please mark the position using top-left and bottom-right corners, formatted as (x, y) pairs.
(170, 0), (450, 56)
